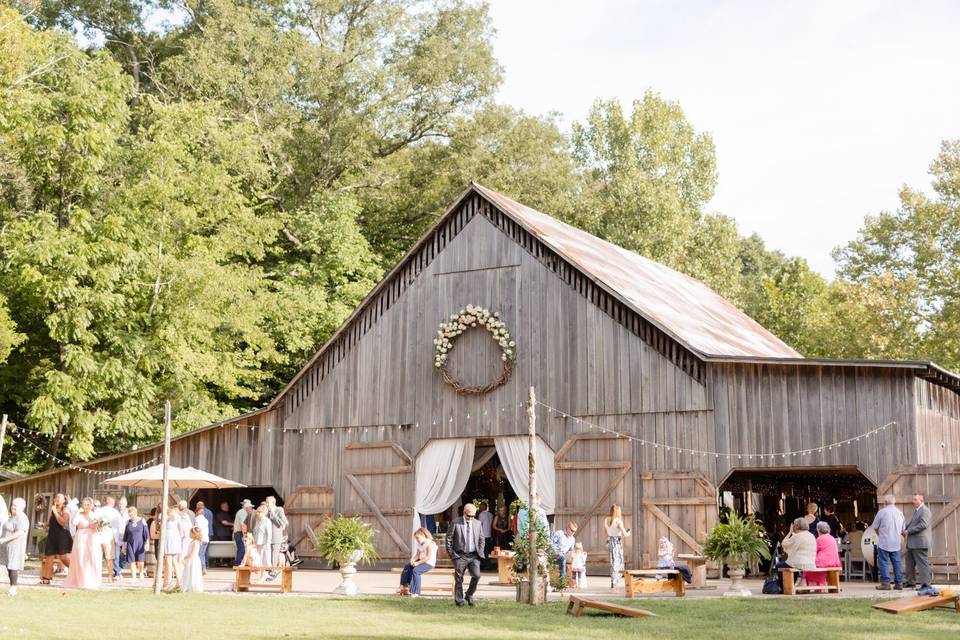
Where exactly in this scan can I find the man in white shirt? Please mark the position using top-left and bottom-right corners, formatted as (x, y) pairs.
(233, 499), (253, 566)
(115, 495), (130, 574)
(870, 494), (905, 590)
(195, 504), (210, 575)
(97, 496), (123, 580)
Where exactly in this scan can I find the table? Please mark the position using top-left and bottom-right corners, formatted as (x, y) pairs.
(490, 549), (515, 585)
(677, 553), (709, 588)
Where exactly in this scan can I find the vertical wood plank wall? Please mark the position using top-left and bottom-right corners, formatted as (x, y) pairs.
(915, 378), (960, 464)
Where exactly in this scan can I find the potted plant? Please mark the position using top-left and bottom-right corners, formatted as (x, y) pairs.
(314, 515), (380, 595)
(703, 511), (770, 596)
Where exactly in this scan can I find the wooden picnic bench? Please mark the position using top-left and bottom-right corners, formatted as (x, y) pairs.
(778, 567), (840, 595)
(624, 569), (685, 597)
(566, 595), (656, 618)
(234, 566), (295, 593)
(872, 589), (958, 615)
(677, 554), (712, 589)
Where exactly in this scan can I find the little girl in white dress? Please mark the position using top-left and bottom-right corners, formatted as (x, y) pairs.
(570, 542), (587, 589)
(180, 527), (204, 593)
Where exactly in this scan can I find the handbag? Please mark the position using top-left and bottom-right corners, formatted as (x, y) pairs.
(762, 573), (782, 595)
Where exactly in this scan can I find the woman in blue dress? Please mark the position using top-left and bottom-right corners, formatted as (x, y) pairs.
(123, 506), (150, 580)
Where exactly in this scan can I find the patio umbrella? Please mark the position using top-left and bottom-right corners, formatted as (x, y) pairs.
(102, 463), (246, 489)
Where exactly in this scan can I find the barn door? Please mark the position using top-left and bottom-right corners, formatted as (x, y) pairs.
(554, 433), (632, 571)
(341, 441), (414, 562)
(637, 471), (718, 568)
(285, 485), (334, 558)
(877, 464), (960, 577)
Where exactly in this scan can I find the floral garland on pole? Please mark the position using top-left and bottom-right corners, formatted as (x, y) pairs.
(434, 304), (515, 394)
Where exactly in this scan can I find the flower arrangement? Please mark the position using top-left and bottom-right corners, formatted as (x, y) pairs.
(314, 515), (380, 566)
(92, 517), (111, 530)
(434, 304), (515, 368)
(433, 305), (516, 394)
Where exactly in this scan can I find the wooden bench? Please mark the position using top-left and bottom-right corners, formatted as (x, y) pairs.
(234, 566), (295, 593)
(389, 567), (455, 593)
(873, 589), (958, 615)
(566, 595), (656, 618)
(624, 569), (685, 597)
(778, 567), (841, 595)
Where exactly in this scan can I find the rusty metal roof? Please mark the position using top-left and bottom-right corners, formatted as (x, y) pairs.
(472, 183), (802, 359)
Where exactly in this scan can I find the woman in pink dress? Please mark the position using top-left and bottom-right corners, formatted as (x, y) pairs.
(808, 521), (841, 587)
(63, 497), (103, 590)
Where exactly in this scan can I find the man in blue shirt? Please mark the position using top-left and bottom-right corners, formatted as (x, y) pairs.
(551, 522), (578, 578)
(870, 494), (905, 590)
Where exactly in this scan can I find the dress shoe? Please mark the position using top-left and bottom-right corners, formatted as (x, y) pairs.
(466, 597), (475, 607)
(894, 584), (903, 590)
(455, 601), (465, 607)
(875, 583), (891, 590)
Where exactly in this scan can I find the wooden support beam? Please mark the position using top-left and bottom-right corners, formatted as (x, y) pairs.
(344, 474), (410, 554)
(641, 499), (703, 555)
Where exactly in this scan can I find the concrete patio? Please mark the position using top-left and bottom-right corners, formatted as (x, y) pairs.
(20, 567), (936, 600)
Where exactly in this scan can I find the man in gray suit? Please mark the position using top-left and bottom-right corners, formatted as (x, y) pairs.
(445, 502), (485, 606)
(902, 494), (932, 591)
(266, 495), (289, 577)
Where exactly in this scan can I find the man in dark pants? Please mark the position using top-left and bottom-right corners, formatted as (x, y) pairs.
(903, 494), (933, 593)
(445, 502), (485, 606)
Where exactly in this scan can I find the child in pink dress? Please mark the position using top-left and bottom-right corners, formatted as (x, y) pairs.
(63, 498), (103, 590)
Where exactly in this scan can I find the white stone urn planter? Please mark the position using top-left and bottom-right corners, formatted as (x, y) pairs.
(333, 550), (364, 596)
(722, 561), (751, 597)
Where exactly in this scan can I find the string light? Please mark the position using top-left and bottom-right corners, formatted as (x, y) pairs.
(10, 429), (159, 475)
(534, 399), (896, 460)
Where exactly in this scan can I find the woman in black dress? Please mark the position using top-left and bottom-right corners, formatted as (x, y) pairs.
(45, 493), (73, 577)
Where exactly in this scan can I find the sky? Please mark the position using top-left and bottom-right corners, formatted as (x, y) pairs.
(485, 0), (960, 276)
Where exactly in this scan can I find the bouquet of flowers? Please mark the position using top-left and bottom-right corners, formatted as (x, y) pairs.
(92, 517), (111, 530)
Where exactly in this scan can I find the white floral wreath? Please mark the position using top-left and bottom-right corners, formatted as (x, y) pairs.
(434, 304), (515, 394)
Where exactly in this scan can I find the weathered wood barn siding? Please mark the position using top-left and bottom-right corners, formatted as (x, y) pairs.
(915, 378), (960, 464)
(706, 363), (917, 485)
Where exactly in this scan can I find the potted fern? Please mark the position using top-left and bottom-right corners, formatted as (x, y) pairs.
(315, 515), (380, 595)
(703, 511), (770, 596)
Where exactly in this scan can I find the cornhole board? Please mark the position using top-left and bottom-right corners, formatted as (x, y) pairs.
(565, 595), (656, 618)
(872, 590), (959, 615)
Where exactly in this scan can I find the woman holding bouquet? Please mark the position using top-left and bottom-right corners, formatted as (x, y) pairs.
(64, 498), (103, 589)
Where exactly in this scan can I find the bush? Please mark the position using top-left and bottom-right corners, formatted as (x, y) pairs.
(703, 511), (771, 567)
(314, 515), (380, 566)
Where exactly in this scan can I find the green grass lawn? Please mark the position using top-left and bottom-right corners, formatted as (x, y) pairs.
(0, 590), (957, 639)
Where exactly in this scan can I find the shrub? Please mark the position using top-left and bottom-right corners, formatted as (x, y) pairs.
(703, 511), (771, 566)
(314, 515), (380, 566)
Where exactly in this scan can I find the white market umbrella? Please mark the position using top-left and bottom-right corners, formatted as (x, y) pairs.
(102, 463), (246, 489)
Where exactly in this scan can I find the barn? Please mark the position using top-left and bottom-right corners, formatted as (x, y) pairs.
(2, 183), (959, 576)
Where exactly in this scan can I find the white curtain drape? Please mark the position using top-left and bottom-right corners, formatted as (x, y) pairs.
(412, 438), (476, 536)
(494, 436), (556, 515)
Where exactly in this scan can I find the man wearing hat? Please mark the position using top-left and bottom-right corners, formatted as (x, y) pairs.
(232, 499), (254, 567)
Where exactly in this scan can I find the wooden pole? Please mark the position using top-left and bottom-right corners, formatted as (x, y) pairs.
(526, 386), (541, 604)
(153, 401), (172, 595)
(0, 414), (7, 466)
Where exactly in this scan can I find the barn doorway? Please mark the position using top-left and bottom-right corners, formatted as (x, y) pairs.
(719, 466), (878, 573)
(456, 441), (517, 547)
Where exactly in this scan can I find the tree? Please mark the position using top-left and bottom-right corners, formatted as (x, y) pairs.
(833, 140), (960, 371)
(571, 92), (741, 300)
(358, 104), (579, 262)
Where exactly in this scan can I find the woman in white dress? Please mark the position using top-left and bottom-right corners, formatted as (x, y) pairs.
(179, 526), (204, 593)
(162, 507), (183, 590)
(604, 504), (631, 588)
